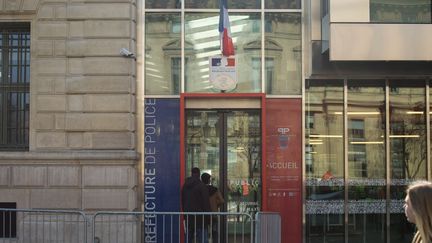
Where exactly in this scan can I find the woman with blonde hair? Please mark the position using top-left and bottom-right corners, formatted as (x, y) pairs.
(404, 180), (432, 243)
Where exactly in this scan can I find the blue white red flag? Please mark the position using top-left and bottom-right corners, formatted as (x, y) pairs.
(211, 57), (235, 67)
(219, 0), (235, 56)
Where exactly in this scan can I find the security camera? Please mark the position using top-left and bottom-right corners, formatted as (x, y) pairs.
(120, 48), (135, 58)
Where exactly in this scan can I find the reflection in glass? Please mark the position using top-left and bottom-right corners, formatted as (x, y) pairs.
(389, 80), (425, 243)
(145, 13), (181, 95)
(265, 13), (301, 95)
(348, 81), (385, 180)
(305, 80), (344, 243)
(185, 110), (261, 216)
(185, 110), (261, 242)
(186, 111), (221, 187)
(430, 80), (432, 183)
(347, 80), (386, 242)
(390, 81), (426, 182)
(266, 0), (300, 9)
(370, 0), (431, 23)
(305, 79), (429, 243)
(185, 0), (260, 9)
(145, 0), (180, 9)
(185, 13), (261, 93)
(226, 111), (261, 218)
(185, 0), (218, 9)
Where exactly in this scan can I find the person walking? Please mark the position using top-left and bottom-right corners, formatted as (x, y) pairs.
(201, 173), (224, 243)
(181, 167), (211, 243)
(404, 180), (432, 243)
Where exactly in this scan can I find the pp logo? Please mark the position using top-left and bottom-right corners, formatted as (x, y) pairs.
(277, 127), (290, 149)
(277, 127), (290, 135)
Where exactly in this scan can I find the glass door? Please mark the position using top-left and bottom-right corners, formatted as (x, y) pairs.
(185, 109), (262, 215)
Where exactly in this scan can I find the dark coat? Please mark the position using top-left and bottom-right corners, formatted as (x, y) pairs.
(181, 176), (211, 229)
(181, 176), (211, 212)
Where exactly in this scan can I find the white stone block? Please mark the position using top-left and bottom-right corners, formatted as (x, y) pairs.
(82, 189), (129, 210)
(36, 132), (67, 148)
(84, 20), (130, 38)
(37, 95), (66, 112)
(36, 40), (54, 56)
(12, 166), (46, 187)
(22, 0), (38, 11)
(36, 58), (66, 75)
(69, 57), (131, 75)
(68, 94), (132, 112)
(35, 113), (55, 130)
(83, 166), (129, 187)
(31, 189), (81, 208)
(0, 166), (10, 186)
(48, 166), (80, 187)
(37, 22), (68, 38)
(90, 132), (134, 149)
(66, 76), (132, 93)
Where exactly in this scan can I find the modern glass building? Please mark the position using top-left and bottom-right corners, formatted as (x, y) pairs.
(304, 1), (432, 243)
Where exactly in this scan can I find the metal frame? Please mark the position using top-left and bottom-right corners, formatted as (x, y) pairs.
(142, 2), (302, 97)
(180, 93), (267, 209)
(0, 208), (87, 243)
(92, 211), (255, 243)
(1, 208), (274, 243)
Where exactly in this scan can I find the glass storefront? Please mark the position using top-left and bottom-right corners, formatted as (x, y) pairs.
(306, 80), (345, 243)
(145, 0), (301, 10)
(144, 3), (301, 95)
(347, 80), (386, 243)
(305, 79), (431, 243)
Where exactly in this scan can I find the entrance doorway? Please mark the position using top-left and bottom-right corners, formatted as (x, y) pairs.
(185, 109), (262, 216)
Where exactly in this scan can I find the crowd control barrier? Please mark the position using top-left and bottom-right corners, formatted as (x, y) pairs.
(255, 212), (281, 243)
(0, 208), (87, 243)
(92, 211), (255, 243)
(0, 208), (280, 243)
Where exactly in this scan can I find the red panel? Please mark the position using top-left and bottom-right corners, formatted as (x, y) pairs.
(179, 94), (186, 243)
(265, 99), (302, 243)
(180, 94), (186, 192)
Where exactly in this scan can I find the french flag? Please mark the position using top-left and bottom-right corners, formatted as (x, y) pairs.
(219, 0), (235, 56)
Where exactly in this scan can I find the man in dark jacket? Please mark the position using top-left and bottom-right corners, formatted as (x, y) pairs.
(181, 167), (211, 243)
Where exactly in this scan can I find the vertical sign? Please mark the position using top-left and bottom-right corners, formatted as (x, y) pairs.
(144, 98), (180, 242)
(265, 99), (302, 243)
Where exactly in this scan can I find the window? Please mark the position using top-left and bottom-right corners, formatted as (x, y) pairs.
(0, 23), (30, 151)
(171, 57), (181, 94)
(0, 202), (17, 238)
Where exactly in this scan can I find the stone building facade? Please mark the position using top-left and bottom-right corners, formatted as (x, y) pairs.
(0, 0), (138, 211)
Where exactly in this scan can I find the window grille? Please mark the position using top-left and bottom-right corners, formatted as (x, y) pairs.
(0, 23), (30, 151)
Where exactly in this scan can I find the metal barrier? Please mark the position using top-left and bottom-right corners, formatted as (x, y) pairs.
(0, 209), (279, 243)
(0, 208), (87, 243)
(92, 211), (255, 243)
(254, 212), (281, 243)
